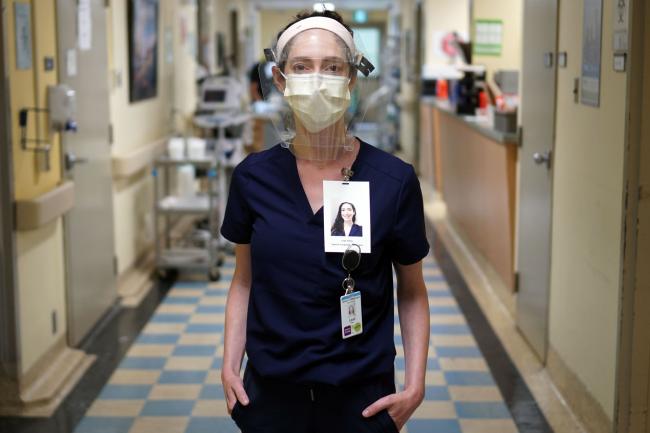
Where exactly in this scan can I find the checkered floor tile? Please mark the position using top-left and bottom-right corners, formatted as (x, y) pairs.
(74, 255), (519, 433)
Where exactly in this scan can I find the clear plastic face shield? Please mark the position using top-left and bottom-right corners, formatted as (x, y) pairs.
(260, 17), (375, 161)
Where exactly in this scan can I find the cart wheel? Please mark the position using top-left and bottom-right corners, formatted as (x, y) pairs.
(157, 269), (177, 282)
(208, 267), (220, 282)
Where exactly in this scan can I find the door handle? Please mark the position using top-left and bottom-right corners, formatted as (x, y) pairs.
(533, 151), (552, 169)
(65, 152), (89, 171)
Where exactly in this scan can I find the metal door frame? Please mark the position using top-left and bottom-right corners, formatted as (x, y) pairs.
(0, 0), (22, 399)
(614, 0), (649, 430)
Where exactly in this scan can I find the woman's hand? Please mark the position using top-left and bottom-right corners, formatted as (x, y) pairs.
(222, 244), (252, 415)
(221, 368), (249, 414)
(362, 386), (424, 431)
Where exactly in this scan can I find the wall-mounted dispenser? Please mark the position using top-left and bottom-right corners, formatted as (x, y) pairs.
(48, 84), (77, 132)
(18, 84), (78, 171)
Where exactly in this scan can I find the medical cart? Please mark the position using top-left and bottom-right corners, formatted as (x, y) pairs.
(152, 152), (221, 281)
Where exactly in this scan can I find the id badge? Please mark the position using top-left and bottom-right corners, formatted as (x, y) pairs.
(340, 291), (363, 339)
(323, 181), (371, 253)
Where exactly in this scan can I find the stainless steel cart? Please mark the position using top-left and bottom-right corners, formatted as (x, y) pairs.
(152, 153), (221, 281)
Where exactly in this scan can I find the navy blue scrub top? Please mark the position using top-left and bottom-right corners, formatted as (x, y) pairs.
(220, 139), (429, 386)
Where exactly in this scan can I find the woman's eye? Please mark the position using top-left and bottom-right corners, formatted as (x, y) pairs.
(292, 64), (309, 72)
(324, 64), (342, 74)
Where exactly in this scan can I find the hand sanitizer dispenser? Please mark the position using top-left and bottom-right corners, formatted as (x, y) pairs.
(48, 84), (78, 132)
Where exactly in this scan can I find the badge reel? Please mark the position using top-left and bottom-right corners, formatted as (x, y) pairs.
(340, 244), (363, 339)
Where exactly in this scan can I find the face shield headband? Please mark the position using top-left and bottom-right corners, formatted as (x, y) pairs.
(264, 16), (375, 77)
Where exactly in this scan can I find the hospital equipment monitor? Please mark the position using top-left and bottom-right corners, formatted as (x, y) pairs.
(198, 76), (242, 112)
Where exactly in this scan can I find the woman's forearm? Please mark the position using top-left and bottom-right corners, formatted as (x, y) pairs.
(223, 281), (250, 374)
(223, 245), (252, 375)
(396, 263), (430, 399)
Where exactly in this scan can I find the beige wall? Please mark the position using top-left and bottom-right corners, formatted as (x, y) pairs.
(472, 0), (522, 77)
(109, 1), (196, 274)
(549, 0), (627, 421)
(423, 0), (470, 68)
(6, 0), (66, 375)
(259, 10), (297, 58)
(16, 220), (67, 373)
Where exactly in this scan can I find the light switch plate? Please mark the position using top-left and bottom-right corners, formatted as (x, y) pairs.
(614, 53), (626, 72)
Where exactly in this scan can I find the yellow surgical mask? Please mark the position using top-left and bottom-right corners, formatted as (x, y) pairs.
(283, 73), (351, 133)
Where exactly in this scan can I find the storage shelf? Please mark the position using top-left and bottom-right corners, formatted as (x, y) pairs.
(157, 195), (211, 214)
(158, 249), (212, 269)
(155, 154), (217, 167)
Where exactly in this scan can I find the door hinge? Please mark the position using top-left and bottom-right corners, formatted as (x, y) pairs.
(108, 123), (113, 145)
(513, 271), (520, 293)
(113, 255), (119, 275)
(517, 126), (523, 147)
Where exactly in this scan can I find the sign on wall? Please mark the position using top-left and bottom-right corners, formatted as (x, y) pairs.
(14, 2), (32, 70)
(581, 0), (603, 107)
(473, 19), (503, 56)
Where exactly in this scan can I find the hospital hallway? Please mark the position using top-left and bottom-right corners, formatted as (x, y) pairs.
(0, 222), (558, 433)
(1, 0), (650, 433)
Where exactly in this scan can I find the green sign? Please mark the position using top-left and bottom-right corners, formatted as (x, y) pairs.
(474, 19), (503, 56)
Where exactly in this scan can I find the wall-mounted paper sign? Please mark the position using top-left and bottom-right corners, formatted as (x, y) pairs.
(78, 0), (92, 51)
(474, 19), (503, 56)
(14, 2), (33, 70)
(581, 0), (603, 107)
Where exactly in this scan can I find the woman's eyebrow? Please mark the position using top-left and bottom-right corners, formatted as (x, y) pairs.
(289, 56), (346, 62)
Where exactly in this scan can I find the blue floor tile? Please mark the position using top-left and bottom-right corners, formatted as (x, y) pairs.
(172, 345), (216, 357)
(185, 417), (239, 433)
(405, 419), (461, 433)
(424, 385), (451, 400)
(430, 324), (471, 335)
(424, 275), (446, 283)
(428, 290), (453, 297)
(436, 346), (482, 358)
(98, 384), (151, 400)
(173, 281), (209, 289)
(205, 289), (229, 297)
(163, 297), (200, 305)
(73, 417), (134, 433)
(455, 401), (511, 419)
(195, 305), (225, 313)
(158, 371), (207, 384)
(136, 334), (180, 344)
(151, 313), (190, 324)
(141, 400), (195, 416)
(186, 323), (224, 333)
(119, 357), (167, 370)
(444, 371), (496, 386)
(430, 306), (461, 314)
(199, 384), (223, 399)
(211, 357), (223, 369)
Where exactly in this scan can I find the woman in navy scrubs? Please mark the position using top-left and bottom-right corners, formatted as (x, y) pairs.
(331, 202), (362, 237)
(221, 10), (430, 433)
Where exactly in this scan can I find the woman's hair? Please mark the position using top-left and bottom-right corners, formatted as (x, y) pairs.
(331, 202), (357, 235)
(275, 10), (355, 73)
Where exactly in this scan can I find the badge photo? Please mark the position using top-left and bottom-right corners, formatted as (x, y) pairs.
(323, 181), (371, 253)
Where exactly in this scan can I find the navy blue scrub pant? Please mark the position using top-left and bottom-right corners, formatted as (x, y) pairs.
(231, 365), (400, 433)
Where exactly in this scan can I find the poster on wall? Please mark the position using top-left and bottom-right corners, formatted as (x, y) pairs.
(473, 19), (503, 56)
(581, 0), (603, 107)
(14, 2), (32, 70)
(128, 0), (159, 103)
